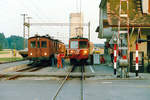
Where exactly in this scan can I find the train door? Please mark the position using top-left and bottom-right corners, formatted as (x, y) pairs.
(41, 39), (49, 57)
(28, 39), (36, 58)
(35, 38), (41, 58)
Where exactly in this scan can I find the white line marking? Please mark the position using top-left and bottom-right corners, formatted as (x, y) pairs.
(102, 82), (112, 84)
(90, 66), (95, 73)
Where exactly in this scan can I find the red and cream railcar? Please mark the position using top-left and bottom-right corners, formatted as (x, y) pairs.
(68, 36), (90, 64)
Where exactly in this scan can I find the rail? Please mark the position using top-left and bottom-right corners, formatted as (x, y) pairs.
(0, 63), (47, 80)
(0, 59), (27, 64)
(80, 65), (85, 100)
(52, 64), (85, 100)
(52, 65), (75, 100)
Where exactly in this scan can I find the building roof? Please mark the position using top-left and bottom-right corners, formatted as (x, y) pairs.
(102, 0), (150, 27)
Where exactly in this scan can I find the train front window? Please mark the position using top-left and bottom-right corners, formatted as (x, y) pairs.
(30, 41), (36, 48)
(70, 41), (78, 49)
(79, 41), (88, 48)
(41, 41), (47, 48)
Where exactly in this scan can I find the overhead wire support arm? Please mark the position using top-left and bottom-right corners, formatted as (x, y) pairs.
(21, 14), (28, 49)
(29, 23), (88, 26)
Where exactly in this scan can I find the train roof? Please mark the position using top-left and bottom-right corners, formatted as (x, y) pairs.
(70, 36), (88, 40)
(28, 35), (64, 44)
(28, 35), (53, 40)
(53, 39), (64, 44)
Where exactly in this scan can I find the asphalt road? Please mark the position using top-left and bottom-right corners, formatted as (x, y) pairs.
(0, 79), (150, 100)
(0, 63), (150, 100)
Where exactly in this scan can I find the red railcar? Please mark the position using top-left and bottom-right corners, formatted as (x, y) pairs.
(28, 35), (66, 63)
(68, 36), (90, 64)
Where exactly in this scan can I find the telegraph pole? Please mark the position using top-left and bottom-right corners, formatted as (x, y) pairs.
(27, 17), (32, 38)
(21, 14), (28, 49)
(80, 0), (83, 37)
(88, 22), (90, 41)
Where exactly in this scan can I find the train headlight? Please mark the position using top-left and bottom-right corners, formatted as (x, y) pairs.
(30, 53), (32, 56)
(70, 50), (74, 53)
(83, 50), (88, 55)
(44, 52), (47, 56)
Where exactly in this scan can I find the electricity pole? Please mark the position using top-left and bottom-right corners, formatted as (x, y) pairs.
(27, 17), (32, 38)
(21, 14), (28, 49)
(88, 22), (90, 41)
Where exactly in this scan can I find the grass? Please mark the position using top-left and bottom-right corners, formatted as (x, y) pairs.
(0, 50), (11, 54)
(0, 52), (10, 54)
(0, 57), (23, 62)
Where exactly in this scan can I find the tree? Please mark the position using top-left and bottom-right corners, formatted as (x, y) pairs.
(0, 33), (27, 50)
(0, 33), (6, 50)
(0, 44), (2, 51)
(6, 35), (27, 50)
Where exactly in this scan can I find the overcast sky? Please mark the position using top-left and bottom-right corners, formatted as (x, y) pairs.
(0, 0), (105, 44)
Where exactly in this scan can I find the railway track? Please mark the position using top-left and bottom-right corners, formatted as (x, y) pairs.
(0, 59), (27, 64)
(6, 67), (45, 80)
(0, 64), (47, 80)
(52, 64), (85, 100)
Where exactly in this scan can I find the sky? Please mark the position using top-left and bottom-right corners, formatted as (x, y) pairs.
(0, 0), (105, 44)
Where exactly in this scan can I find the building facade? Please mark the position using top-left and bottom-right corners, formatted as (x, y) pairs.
(97, 0), (150, 72)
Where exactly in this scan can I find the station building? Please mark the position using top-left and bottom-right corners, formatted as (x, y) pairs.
(96, 0), (150, 72)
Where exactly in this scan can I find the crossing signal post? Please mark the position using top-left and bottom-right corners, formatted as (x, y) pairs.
(135, 43), (139, 77)
(114, 44), (117, 75)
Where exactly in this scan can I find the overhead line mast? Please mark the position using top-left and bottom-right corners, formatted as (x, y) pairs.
(21, 14), (28, 49)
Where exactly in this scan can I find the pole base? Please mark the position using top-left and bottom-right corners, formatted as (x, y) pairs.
(114, 69), (116, 75)
(135, 70), (138, 77)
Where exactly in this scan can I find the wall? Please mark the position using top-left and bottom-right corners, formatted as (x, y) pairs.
(130, 32), (148, 66)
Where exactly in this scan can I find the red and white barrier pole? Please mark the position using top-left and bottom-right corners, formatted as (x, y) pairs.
(114, 44), (117, 75)
(135, 43), (139, 77)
